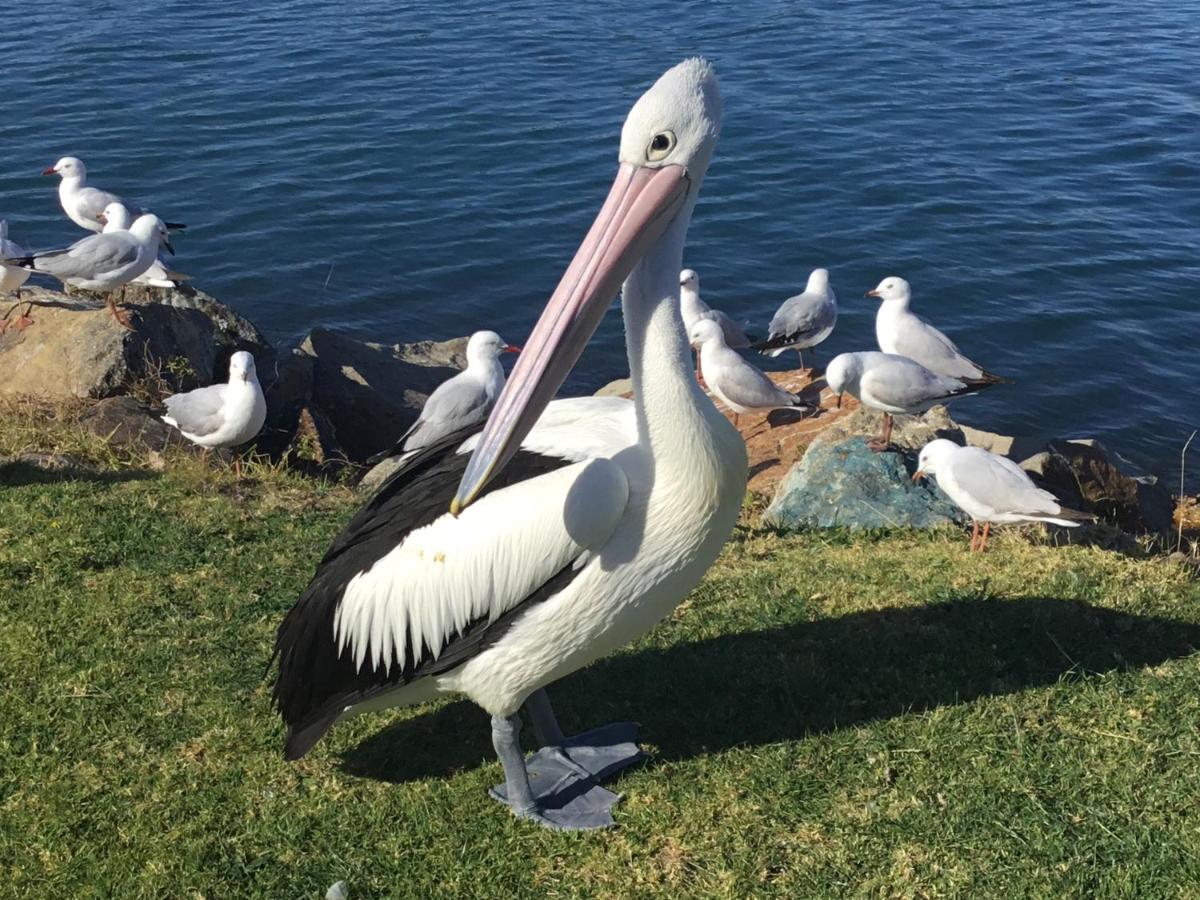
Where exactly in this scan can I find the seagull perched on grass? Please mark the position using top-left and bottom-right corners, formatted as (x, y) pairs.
(869, 276), (1008, 383)
(914, 439), (1092, 551)
(162, 351), (267, 473)
(42, 156), (186, 234)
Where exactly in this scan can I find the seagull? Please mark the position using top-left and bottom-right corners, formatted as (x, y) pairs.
(824, 351), (998, 451)
(751, 267), (837, 369)
(0, 220), (33, 333)
(868, 276), (1008, 383)
(272, 58), (747, 831)
(914, 439), (1092, 551)
(42, 156), (186, 234)
(392, 330), (520, 456)
(100, 202), (179, 290)
(689, 317), (809, 427)
(3, 214), (174, 330)
(161, 351), (267, 473)
(679, 269), (751, 347)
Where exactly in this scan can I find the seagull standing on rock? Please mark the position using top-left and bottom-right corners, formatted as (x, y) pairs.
(0, 220), (33, 333)
(752, 267), (837, 370)
(869, 276), (1008, 383)
(3, 214), (175, 330)
(100, 202), (181, 290)
(690, 318), (810, 428)
(824, 351), (998, 451)
(43, 156), (186, 234)
(161, 351), (267, 473)
(914, 439), (1093, 551)
(393, 330), (520, 456)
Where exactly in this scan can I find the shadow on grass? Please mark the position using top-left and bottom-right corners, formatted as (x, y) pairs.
(340, 596), (1200, 783)
(0, 460), (157, 487)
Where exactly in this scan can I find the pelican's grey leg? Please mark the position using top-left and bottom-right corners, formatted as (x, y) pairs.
(489, 711), (623, 831)
(522, 688), (645, 784)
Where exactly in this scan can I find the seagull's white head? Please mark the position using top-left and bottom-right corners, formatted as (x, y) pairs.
(807, 268), (831, 293)
(454, 58), (724, 512)
(680, 268), (699, 291)
(129, 214), (175, 255)
(866, 276), (911, 305)
(228, 351), (257, 385)
(913, 438), (959, 482)
(99, 201), (130, 231)
(466, 330), (520, 366)
(687, 316), (724, 349)
(824, 352), (863, 405)
(43, 156), (85, 179)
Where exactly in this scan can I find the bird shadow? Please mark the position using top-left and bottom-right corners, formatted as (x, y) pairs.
(338, 595), (1200, 784)
(0, 459), (157, 487)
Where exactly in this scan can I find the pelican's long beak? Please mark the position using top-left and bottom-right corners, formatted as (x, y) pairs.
(912, 469), (925, 483)
(452, 162), (690, 513)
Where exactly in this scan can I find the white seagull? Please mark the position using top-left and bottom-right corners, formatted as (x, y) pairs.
(100, 202), (179, 289)
(689, 317), (809, 427)
(392, 330), (520, 456)
(914, 439), (1092, 551)
(0, 220), (33, 333)
(272, 58), (747, 831)
(824, 350), (998, 451)
(679, 269), (751, 347)
(869, 276), (1007, 383)
(161, 351), (267, 471)
(42, 156), (185, 234)
(752, 267), (837, 369)
(5, 214), (174, 330)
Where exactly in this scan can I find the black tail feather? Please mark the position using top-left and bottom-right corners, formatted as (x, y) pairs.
(164, 222), (187, 231)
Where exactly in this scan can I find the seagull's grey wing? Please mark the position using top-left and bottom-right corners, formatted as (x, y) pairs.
(34, 233), (139, 278)
(951, 448), (1062, 516)
(763, 291), (834, 344)
(710, 309), (751, 349)
(164, 384), (228, 437)
(400, 376), (490, 452)
(892, 316), (984, 380)
(73, 187), (127, 223)
(716, 349), (803, 409)
(860, 357), (973, 412)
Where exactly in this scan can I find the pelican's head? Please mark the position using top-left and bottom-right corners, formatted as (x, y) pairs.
(43, 156), (85, 179)
(453, 59), (723, 512)
(99, 201), (130, 231)
(913, 438), (958, 483)
(807, 267), (831, 293)
(866, 276), (911, 305)
(228, 351), (257, 385)
(824, 352), (863, 410)
(679, 268), (699, 291)
(466, 330), (520, 366)
(687, 316), (724, 349)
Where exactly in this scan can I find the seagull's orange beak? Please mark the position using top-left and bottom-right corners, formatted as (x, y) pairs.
(865, 288), (881, 298)
(453, 162), (689, 513)
(41, 166), (57, 176)
(503, 344), (521, 354)
(912, 469), (925, 483)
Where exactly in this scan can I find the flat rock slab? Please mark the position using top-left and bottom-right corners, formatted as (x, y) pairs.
(765, 435), (965, 530)
(0, 286), (271, 400)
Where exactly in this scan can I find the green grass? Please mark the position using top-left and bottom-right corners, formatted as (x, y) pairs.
(1, 443), (1198, 898)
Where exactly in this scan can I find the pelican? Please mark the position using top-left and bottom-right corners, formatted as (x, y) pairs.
(272, 58), (746, 831)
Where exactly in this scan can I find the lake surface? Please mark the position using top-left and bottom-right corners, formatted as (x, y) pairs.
(5, 1), (1199, 486)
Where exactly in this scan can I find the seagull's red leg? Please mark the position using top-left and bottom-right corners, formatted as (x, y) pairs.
(868, 413), (893, 452)
(9, 289), (33, 331)
(106, 291), (135, 331)
(970, 521), (979, 551)
(980, 522), (991, 552)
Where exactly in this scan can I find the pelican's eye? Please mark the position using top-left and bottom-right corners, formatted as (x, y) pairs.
(647, 130), (676, 162)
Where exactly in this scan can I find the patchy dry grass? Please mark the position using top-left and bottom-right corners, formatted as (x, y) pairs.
(1, 434), (1198, 898)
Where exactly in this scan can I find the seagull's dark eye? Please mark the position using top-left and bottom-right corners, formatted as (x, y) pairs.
(647, 130), (676, 161)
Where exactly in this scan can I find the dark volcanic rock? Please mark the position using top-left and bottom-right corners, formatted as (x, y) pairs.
(79, 396), (192, 452)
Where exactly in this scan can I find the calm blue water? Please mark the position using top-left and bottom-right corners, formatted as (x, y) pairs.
(4, 1), (1199, 485)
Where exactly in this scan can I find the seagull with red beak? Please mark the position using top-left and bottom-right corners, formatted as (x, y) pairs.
(272, 58), (746, 831)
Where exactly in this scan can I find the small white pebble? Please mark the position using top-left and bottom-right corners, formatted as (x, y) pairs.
(325, 881), (349, 900)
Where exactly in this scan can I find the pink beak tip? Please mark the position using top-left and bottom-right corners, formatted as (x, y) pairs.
(41, 166), (57, 176)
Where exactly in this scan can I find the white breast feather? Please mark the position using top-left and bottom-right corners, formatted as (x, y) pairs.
(333, 458), (630, 675)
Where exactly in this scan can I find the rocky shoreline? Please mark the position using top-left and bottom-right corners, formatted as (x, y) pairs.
(0, 284), (1185, 542)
